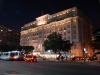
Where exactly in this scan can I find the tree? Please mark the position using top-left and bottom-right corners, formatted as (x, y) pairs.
(62, 40), (73, 52)
(90, 35), (100, 51)
(19, 46), (34, 54)
(43, 32), (73, 53)
(43, 32), (63, 53)
(0, 45), (19, 52)
(0, 45), (34, 53)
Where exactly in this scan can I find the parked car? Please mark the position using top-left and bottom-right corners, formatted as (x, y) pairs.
(72, 57), (82, 60)
(24, 55), (37, 62)
(86, 56), (98, 61)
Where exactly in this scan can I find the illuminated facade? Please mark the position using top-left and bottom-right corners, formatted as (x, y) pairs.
(0, 25), (20, 45)
(20, 7), (93, 57)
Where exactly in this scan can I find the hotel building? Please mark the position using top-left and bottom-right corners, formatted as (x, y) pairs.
(20, 7), (93, 57)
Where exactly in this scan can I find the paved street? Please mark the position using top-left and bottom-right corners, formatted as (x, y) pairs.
(0, 60), (100, 75)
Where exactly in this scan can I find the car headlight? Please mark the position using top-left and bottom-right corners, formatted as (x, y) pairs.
(14, 56), (17, 59)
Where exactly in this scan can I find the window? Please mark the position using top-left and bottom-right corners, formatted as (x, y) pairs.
(73, 30), (76, 34)
(73, 35), (76, 39)
(64, 27), (66, 30)
(67, 25), (70, 28)
(74, 44), (76, 49)
(50, 30), (52, 33)
(68, 31), (70, 33)
(60, 28), (62, 31)
(64, 37), (66, 40)
(64, 32), (66, 35)
(44, 35), (46, 38)
(73, 25), (76, 28)
(39, 32), (42, 35)
(44, 31), (46, 34)
(60, 33), (62, 36)
(68, 36), (70, 39)
(39, 36), (42, 38)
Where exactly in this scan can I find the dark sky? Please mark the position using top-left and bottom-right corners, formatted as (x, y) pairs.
(0, 0), (100, 31)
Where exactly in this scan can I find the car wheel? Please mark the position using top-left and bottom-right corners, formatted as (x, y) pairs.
(25, 60), (27, 62)
(34, 59), (37, 62)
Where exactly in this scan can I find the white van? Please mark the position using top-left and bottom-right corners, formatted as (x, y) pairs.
(0, 52), (11, 60)
(0, 51), (24, 60)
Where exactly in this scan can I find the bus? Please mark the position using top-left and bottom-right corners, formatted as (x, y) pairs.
(0, 51), (24, 60)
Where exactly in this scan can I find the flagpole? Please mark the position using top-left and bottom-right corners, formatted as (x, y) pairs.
(42, 11), (43, 15)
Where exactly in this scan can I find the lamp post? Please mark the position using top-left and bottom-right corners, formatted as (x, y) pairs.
(83, 48), (85, 62)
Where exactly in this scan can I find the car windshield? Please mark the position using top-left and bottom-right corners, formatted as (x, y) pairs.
(10, 52), (18, 56)
(26, 55), (36, 58)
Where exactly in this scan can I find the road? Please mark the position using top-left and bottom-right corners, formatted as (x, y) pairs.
(0, 60), (100, 75)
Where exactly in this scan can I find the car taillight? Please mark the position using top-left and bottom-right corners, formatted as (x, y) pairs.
(31, 58), (34, 59)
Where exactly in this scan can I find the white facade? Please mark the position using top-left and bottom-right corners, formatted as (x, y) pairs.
(20, 7), (93, 57)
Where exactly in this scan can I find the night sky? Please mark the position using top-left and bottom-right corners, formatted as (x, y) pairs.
(0, 0), (100, 31)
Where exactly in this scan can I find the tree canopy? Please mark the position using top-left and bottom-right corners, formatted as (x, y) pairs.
(90, 35), (100, 50)
(0, 45), (34, 54)
(43, 32), (72, 53)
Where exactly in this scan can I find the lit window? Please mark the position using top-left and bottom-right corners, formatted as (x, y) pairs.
(73, 20), (76, 22)
(62, 22), (64, 24)
(8, 29), (12, 32)
(72, 9), (75, 11)
(57, 15), (59, 16)
(53, 16), (56, 17)
(63, 12), (65, 14)
(64, 30), (66, 32)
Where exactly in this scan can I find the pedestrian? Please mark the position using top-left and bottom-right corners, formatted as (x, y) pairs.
(56, 56), (60, 61)
(61, 56), (64, 61)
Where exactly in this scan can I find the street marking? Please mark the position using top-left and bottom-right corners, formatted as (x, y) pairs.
(5, 71), (20, 74)
(2, 73), (43, 75)
(4, 71), (44, 75)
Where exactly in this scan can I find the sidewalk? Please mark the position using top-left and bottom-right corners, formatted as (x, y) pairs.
(37, 58), (100, 66)
(62, 60), (100, 66)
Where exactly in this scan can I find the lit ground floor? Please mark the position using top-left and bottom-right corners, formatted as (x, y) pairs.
(28, 41), (93, 57)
